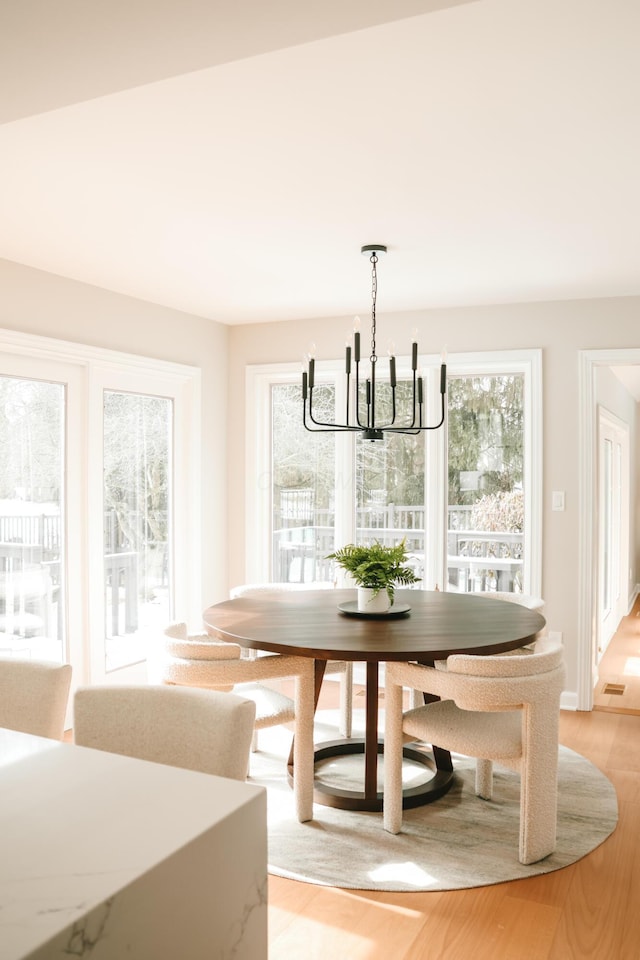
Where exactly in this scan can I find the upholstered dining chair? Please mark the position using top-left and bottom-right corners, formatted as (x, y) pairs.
(161, 621), (295, 747)
(73, 684), (256, 782)
(383, 637), (565, 864)
(472, 591), (545, 612)
(0, 656), (72, 739)
(408, 591), (546, 710)
(158, 622), (315, 820)
(230, 582), (354, 738)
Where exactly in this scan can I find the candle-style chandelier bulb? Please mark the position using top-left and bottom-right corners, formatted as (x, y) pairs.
(302, 245), (447, 441)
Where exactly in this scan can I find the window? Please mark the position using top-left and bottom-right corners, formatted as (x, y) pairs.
(0, 329), (200, 685)
(447, 373), (525, 594)
(248, 350), (541, 596)
(271, 382), (336, 583)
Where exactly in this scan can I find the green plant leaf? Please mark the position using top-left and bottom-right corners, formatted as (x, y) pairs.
(326, 538), (421, 600)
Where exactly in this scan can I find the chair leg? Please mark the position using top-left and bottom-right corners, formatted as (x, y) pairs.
(338, 662), (353, 738)
(518, 704), (560, 864)
(251, 729), (259, 753)
(475, 758), (493, 799)
(293, 664), (316, 823)
(410, 688), (423, 710)
(383, 679), (404, 834)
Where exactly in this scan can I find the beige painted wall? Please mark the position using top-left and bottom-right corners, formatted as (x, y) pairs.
(0, 257), (229, 610)
(229, 295), (640, 701)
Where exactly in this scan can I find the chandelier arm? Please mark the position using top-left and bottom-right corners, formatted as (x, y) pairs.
(306, 378), (365, 431)
(303, 397), (360, 432)
(308, 387), (342, 429)
(303, 422), (361, 433)
(386, 368), (420, 431)
(381, 391), (446, 433)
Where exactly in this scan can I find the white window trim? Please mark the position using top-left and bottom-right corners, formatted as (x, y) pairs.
(246, 348), (542, 594)
(0, 326), (201, 683)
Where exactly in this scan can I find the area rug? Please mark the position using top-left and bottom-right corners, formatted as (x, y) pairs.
(248, 711), (618, 892)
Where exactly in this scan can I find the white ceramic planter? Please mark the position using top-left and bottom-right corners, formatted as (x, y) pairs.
(357, 587), (391, 614)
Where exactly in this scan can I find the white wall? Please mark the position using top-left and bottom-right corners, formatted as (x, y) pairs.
(0, 257), (230, 610)
(229, 294), (640, 701)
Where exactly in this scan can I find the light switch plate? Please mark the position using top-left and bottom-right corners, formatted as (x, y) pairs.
(552, 491), (565, 511)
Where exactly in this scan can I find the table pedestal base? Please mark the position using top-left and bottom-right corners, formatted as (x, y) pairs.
(288, 739), (454, 813)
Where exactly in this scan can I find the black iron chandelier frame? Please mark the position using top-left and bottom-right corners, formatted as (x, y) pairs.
(302, 244), (447, 441)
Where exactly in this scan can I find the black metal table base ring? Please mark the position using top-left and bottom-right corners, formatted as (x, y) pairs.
(288, 739), (455, 813)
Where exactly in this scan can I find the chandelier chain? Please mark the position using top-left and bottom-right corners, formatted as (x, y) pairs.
(370, 252), (378, 364)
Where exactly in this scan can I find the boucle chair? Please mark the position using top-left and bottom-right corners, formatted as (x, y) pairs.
(409, 591), (545, 710)
(0, 656), (71, 739)
(473, 591), (545, 612)
(230, 582), (353, 738)
(383, 637), (565, 864)
(73, 684), (256, 782)
(159, 622), (315, 820)
(162, 621), (294, 747)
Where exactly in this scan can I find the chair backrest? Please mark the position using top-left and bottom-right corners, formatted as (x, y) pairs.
(0, 656), (71, 739)
(472, 591), (545, 612)
(440, 637), (565, 711)
(164, 621), (242, 660)
(388, 637), (564, 714)
(73, 684), (256, 781)
(446, 636), (562, 677)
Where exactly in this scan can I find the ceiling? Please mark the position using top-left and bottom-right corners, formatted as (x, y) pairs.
(1, 0), (639, 325)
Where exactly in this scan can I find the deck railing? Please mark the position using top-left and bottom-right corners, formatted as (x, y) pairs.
(273, 504), (524, 592)
(0, 510), (168, 643)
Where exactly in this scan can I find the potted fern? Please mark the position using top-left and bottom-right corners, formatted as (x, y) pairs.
(326, 538), (421, 613)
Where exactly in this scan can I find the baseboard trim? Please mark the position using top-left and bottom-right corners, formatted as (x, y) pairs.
(561, 690), (578, 711)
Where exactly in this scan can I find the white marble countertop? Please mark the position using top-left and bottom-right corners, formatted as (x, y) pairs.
(0, 727), (267, 959)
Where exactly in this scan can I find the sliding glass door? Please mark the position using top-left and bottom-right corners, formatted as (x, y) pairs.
(102, 390), (173, 673)
(0, 332), (200, 689)
(0, 373), (66, 661)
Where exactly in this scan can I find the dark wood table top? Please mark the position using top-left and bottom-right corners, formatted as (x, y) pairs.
(203, 589), (545, 662)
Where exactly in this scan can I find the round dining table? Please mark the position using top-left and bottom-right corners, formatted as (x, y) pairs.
(203, 588), (545, 812)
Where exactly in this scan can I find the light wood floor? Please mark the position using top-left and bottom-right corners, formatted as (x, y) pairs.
(269, 665), (640, 958)
(594, 594), (640, 714)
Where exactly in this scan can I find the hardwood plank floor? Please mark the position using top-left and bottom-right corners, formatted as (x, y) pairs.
(268, 690), (640, 960)
(594, 595), (640, 715)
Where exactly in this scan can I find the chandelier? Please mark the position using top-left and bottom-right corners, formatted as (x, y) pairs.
(302, 244), (447, 441)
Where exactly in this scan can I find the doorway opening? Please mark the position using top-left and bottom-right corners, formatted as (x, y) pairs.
(593, 594), (640, 716)
(579, 349), (640, 712)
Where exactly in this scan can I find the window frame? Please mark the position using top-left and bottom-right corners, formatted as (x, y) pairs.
(0, 326), (201, 686)
(247, 349), (542, 596)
